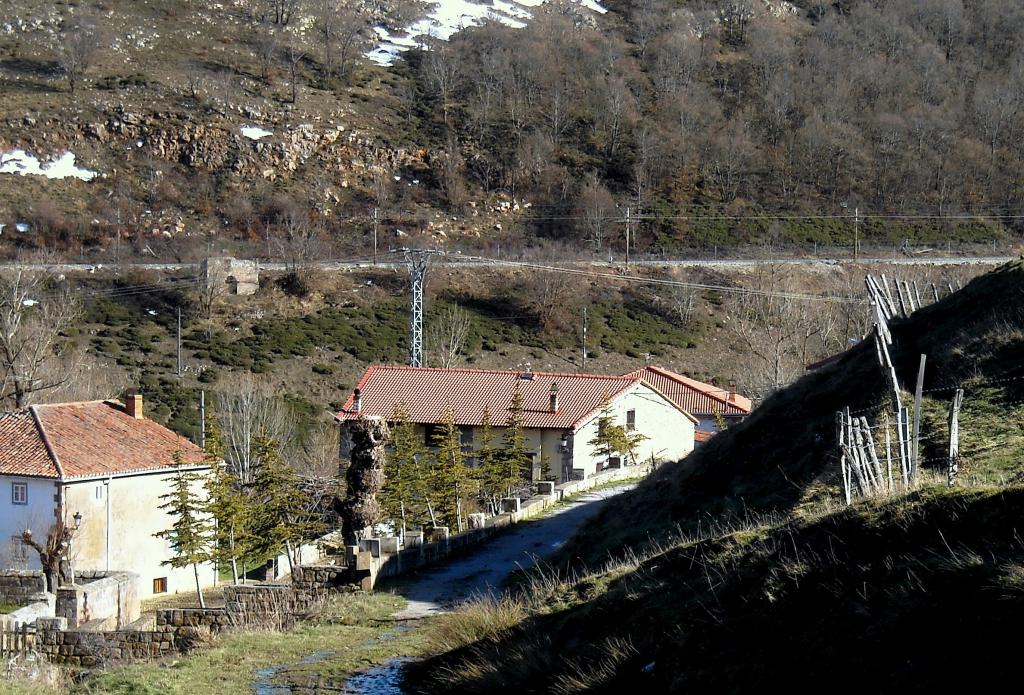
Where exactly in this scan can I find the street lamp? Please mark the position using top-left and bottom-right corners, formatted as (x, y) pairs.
(69, 511), (83, 585)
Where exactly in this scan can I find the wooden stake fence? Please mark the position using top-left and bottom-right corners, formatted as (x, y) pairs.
(0, 620), (36, 659)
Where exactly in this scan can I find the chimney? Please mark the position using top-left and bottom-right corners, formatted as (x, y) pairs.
(126, 392), (144, 420)
(728, 381), (736, 402)
(549, 382), (559, 413)
(353, 388), (362, 413)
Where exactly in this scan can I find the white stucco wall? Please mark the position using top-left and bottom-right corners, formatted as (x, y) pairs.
(0, 476), (58, 569)
(571, 382), (695, 478)
(63, 469), (217, 599)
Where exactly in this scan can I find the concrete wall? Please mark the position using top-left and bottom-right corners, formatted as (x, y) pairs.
(64, 471), (217, 599)
(56, 571), (140, 630)
(0, 476), (58, 569)
(571, 382), (695, 478)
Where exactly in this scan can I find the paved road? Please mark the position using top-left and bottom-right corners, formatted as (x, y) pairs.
(0, 255), (1013, 275)
(385, 484), (634, 619)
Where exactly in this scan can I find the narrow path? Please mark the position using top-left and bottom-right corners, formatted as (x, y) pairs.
(385, 483), (635, 619)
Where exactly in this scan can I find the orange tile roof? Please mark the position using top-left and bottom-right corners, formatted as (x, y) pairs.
(336, 365), (645, 430)
(695, 430), (714, 443)
(627, 366), (753, 417)
(0, 411), (59, 478)
(0, 401), (206, 480)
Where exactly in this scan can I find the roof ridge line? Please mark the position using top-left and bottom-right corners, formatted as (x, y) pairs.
(28, 405), (65, 479)
(368, 364), (634, 380)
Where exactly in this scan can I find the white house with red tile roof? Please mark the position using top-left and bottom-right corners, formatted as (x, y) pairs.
(0, 396), (217, 598)
(625, 366), (753, 437)
(335, 366), (698, 483)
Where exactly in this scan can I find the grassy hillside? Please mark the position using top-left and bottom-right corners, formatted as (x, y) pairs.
(406, 261), (1024, 692)
(409, 485), (1024, 693)
(560, 260), (1024, 569)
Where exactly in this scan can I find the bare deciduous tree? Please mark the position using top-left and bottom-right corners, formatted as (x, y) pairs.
(217, 374), (296, 484)
(427, 305), (471, 368)
(575, 173), (617, 251)
(0, 270), (80, 409)
(59, 17), (99, 94)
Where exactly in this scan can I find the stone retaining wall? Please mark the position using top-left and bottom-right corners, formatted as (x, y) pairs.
(357, 465), (645, 589)
(0, 570), (46, 606)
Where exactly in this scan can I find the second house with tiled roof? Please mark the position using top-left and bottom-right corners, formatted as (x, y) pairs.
(0, 395), (216, 598)
(335, 366), (698, 484)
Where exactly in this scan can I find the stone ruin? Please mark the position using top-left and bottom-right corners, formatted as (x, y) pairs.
(201, 256), (259, 296)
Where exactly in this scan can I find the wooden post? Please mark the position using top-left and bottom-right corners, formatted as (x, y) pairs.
(912, 354), (926, 475)
(859, 416), (885, 493)
(880, 274), (898, 315)
(838, 411), (851, 505)
(931, 283), (939, 302)
(899, 407), (913, 486)
(947, 389), (963, 487)
(904, 280), (917, 313)
(913, 281), (923, 308)
(883, 412), (893, 491)
(895, 280), (909, 317)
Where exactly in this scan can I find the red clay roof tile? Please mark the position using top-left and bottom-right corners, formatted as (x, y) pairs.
(627, 366), (753, 416)
(0, 401), (206, 479)
(336, 365), (640, 430)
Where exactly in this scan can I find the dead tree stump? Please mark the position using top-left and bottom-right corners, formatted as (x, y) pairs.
(337, 416), (390, 545)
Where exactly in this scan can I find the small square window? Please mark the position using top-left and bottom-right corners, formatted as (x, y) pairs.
(11, 482), (27, 505)
(626, 410), (636, 432)
(153, 577), (168, 594)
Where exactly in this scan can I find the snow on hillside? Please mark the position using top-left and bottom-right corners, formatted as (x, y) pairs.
(0, 149), (98, 181)
(367, 0), (607, 66)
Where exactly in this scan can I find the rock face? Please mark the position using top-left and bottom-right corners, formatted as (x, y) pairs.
(338, 416), (390, 545)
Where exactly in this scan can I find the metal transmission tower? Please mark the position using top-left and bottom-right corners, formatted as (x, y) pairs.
(397, 248), (442, 367)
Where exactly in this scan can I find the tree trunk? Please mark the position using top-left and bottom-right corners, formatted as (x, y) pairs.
(338, 416), (390, 545)
(229, 528), (239, 585)
(193, 563), (206, 608)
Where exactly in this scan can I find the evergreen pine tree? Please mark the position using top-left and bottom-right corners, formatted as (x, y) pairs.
(380, 404), (430, 533)
(430, 407), (478, 532)
(155, 449), (213, 607)
(588, 395), (627, 470)
(249, 432), (325, 576)
(477, 404), (505, 515)
(499, 386), (530, 495)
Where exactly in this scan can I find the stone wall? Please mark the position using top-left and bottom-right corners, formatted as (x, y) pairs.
(34, 616), (177, 666)
(0, 570), (46, 606)
(356, 465), (645, 589)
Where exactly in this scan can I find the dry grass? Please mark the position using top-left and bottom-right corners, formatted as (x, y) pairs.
(427, 595), (528, 654)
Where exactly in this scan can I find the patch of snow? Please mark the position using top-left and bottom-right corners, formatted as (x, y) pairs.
(147, 309), (158, 316)
(15, 223), (29, 233)
(367, 0), (606, 66)
(22, 299), (39, 307)
(241, 125), (273, 140)
(0, 149), (98, 181)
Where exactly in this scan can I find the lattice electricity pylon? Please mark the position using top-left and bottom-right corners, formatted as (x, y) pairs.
(398, 248), (443, 368)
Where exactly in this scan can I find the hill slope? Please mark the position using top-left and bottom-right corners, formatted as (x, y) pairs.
(406, 261), (1024, 692)
(561, 260), (1024, 568)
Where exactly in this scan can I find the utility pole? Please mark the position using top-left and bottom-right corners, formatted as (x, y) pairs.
(199, 390), (206, 450)
(397, 248), (442, 368)
(624, 207), (631, 271)
(176, 307), (182, 377)
(373, 207), (379, 266)
(854, 206), (860, 263)
(582, 306), (588, 372)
